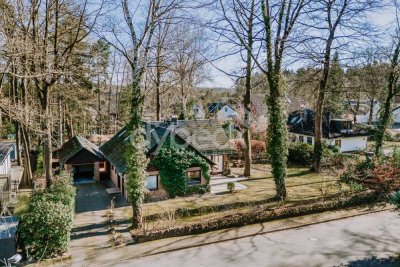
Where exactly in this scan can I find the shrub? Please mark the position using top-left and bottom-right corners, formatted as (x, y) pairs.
(185, 184), (210, 196)
(341, 155), (400, 195)
(231, 139), (267, 161)
(19, 173), (75, 260)
(389, 190), (400, 209)
(227, 182), (235, 193)
(288, 143), (313, 166)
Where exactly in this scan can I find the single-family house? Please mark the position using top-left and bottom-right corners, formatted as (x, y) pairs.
(344, 100), (379, 124)
(57, 135), (107, 181)
(207, 102), (237, 121)
(150, 119), (235, 173)
(287, 109), (369, 152)
(192, 103), (206, 119)
(0, 145), (12, 213)
(100, 123), (214, 200)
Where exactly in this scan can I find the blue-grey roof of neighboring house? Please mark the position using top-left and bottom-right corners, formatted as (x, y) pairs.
(287, 109), (369, 138)
(0, 145), (12, 166)
(207, 103), (236, 114)
(57, 135), (104, 165)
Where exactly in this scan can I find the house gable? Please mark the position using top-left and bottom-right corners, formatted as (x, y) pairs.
(57, 135), (104, 165)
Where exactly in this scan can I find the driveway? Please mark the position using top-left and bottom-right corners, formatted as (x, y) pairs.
(59, 181), (128, 266)
(210, 175), (248, 194)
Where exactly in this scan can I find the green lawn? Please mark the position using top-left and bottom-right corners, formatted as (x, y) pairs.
(119, 164), (348, 228)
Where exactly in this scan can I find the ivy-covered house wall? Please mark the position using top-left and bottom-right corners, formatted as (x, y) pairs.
(100, 125), (214, 202)
(146, 146), (212, 200)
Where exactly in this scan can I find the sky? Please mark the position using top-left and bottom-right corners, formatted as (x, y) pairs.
(201, 4), (397, 89)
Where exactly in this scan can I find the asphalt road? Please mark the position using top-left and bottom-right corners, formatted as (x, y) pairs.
(110, 211), (400, 267)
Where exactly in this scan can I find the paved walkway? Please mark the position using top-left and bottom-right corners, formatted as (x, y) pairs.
(210, 175), (248, 194)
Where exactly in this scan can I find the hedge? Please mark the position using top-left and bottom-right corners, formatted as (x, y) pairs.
(19, 173), (76, 260)
(132, 192), (382, 243)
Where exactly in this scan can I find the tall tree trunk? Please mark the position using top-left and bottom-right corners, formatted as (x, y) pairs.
(368, 98), (375, 125)
(21, 126), (32, 187)
(0, 110), (2, 132)
(313, 88), (326, 172)
(58, 93), (63, 147)
(267, 75), (288, 201)
(39, 86), (53, 187)
(97, 78), (102, 134)
(15, 122), (22, 166)
(242, 0), (254, 177)
(156, 69), (161, 121)
(313, 36), (333, 173)
(126, 77), (148, 229)
(375, 40), (400, 155)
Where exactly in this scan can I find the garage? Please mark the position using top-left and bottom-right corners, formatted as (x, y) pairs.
(73, 164), (94, 179)
(57, 136), (107, 182)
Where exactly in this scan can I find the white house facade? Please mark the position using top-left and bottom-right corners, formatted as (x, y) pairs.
(0, 145), (12, 177)
(216, 104), (237, 121)
(192, 103), (206, 119)
(288, 109), (369, 153)
(291, 133), (367, 153)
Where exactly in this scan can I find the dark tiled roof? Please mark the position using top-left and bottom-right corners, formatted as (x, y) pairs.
(287, 109), (369, 138)
(151, 120), (234, 155)
(0, 144), (12, 165)
(58, 136), (104, 165)
(100, 124), (214, 174)
(99, 127), (130, 174)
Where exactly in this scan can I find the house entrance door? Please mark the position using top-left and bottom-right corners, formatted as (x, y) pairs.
(211, 155), (224, 173)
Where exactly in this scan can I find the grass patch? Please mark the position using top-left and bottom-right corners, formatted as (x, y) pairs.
(119, 164), (350, 227)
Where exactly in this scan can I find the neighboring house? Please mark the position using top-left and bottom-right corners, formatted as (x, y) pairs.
(344, 100), (379, 124)
(0, 140), (17, 162)
(192, 103), (206, 119)
(0, 145), (12, 213)
(217, 104), (237, 121)
(287, 109), (369, 152)
(100, 123), (214, 201)
(57, 136), (107, 181)
(151, 119), (235, 173)
(207, 102), (237, 121)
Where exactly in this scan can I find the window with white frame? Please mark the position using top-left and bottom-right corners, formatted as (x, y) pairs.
(146, 175), (158, 190)
(187, 170), (201, 185)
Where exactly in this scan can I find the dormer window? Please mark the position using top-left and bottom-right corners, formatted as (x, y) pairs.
(342, 121), (352, 130)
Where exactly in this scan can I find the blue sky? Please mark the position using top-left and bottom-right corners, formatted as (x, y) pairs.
(201, 4), (396, 89)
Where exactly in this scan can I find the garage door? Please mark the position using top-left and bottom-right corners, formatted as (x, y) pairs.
(74, 164), (94, 179)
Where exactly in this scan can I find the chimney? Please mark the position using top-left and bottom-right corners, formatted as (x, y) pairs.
(171, 115), (178, 125)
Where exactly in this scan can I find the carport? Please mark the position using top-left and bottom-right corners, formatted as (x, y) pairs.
(57, 136), (107, 181)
